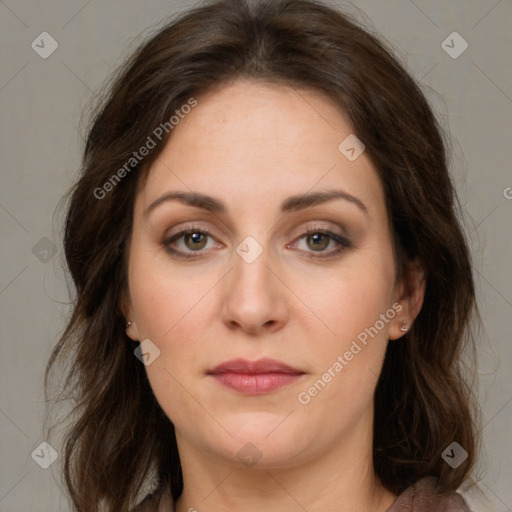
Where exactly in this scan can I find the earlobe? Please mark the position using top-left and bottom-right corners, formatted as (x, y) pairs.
(125, 320), (139, 341)
(120, 290), (139, 341)
(389, 311), (408, 340)
(390, 259), (426, 340)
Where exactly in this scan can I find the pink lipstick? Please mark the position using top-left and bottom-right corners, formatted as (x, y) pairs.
(207, 357), (305, 395)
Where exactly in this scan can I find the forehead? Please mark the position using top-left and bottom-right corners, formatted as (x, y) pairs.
(136, 80), (384, 219)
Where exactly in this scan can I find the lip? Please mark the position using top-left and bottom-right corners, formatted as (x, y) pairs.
(208, 357), (303, 374)
(207, 358), (306, 395)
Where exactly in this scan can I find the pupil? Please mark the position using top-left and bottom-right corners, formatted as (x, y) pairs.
(309, 233), (327, 250)
(188, 232), (204, 248)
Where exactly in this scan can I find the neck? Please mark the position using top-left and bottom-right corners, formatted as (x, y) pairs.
(173, 421), (397, 512)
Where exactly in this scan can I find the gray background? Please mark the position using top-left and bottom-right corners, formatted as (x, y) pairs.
(1, 0), (511, 510)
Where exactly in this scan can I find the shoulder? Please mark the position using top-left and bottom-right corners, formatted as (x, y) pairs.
(386, 477), (472, 512)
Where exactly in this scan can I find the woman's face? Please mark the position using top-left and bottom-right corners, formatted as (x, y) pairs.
(124, 79), (411, 470)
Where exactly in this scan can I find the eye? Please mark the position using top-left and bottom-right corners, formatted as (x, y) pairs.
(162, 226), (220, 259)
(161, 224), (352, 260)
(289, 226), (352, 259)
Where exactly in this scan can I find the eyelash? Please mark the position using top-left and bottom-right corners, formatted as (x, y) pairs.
(161, 224), (352, 260)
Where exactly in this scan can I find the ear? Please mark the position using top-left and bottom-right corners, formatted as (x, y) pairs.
(389, 258), (426, 340)
(119, 288), (140, 341)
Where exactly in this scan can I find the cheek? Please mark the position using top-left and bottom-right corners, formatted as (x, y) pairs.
(128, 241), (215, 341)
(130, 271), (212, 389)
(292, 253), (395, 404)
(294, 254), (395, 345)
(128, 264), (211, 427)
(127, 243), (219, 401)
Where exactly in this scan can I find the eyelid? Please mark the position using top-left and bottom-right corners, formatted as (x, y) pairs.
(162, 225), (220, 259)
(287, 225), (352, 259)
(161, 222), (352, 260)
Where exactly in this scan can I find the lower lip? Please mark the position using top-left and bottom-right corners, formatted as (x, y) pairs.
(210, 372), (304, 394)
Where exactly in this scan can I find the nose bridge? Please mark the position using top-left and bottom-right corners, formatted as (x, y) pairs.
(234, 235), (271, 291)
(232, 234), (275, 305)
(221, 233), (286, 332)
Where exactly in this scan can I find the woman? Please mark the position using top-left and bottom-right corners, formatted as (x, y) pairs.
(45, 0), (481, 511)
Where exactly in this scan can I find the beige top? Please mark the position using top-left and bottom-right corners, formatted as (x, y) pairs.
(133, 476), (471, 511)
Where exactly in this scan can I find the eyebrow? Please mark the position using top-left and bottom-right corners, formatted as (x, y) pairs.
(144, 189), (368, 218)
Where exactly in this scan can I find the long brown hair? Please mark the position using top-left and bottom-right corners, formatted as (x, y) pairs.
(45, 0), (481, 510)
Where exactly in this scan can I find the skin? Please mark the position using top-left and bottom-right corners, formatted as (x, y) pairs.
(122, 79), (425, 512)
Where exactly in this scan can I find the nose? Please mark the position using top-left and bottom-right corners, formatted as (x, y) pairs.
(220, 240), (289, 336)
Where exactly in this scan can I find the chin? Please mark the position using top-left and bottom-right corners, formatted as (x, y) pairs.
(224, 409), (294, 437)
(219, 416), (306, 464)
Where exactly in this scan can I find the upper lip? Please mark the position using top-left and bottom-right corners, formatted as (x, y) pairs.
(207, 358), (304, 375)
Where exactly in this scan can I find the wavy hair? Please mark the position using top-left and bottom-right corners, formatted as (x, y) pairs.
(44, 0), (481, 510)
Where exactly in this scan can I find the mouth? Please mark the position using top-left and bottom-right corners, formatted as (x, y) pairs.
(207, 358), (306, 395)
